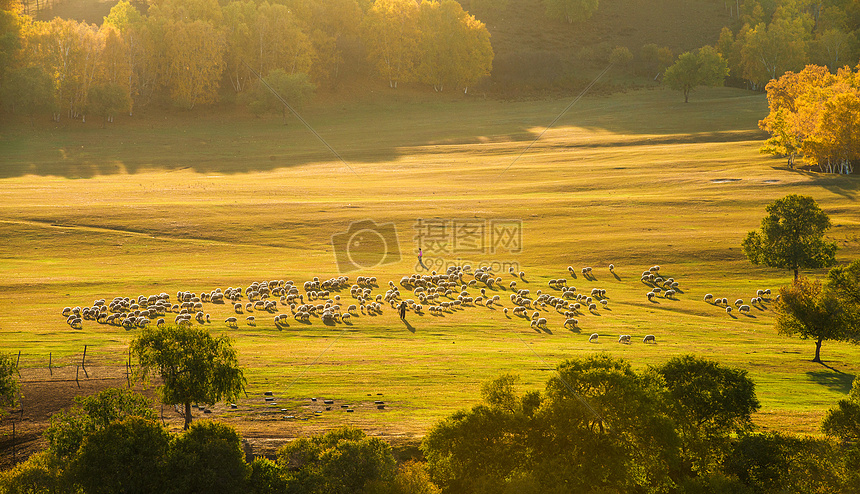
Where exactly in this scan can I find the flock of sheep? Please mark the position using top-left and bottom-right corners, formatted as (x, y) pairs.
(60, 262), (774, 345)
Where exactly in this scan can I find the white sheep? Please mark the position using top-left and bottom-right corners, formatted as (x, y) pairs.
(225, 317), (239, 328)
(739, 305), (751, 313)
(588, 333), (599, 343)
(643, 334), (656, 343)
(246, 316), (256, 326)
(564, 318), (579, 329)
(703, 294), (714, 303)
(618, 335), (631, 344)
(735, 299), (744, 307)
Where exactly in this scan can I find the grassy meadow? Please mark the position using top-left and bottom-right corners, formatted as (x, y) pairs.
(1, 86), (859, 441)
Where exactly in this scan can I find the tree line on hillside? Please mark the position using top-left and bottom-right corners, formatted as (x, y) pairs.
(716, 0), (860, 89)
(0, 0), (493, 122)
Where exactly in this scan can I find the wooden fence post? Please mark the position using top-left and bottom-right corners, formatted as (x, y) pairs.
(49, 352), (52, 376)
(81, 345), (88, 378)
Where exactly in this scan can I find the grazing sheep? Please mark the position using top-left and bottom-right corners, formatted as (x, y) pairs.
(725, 306), (733, 314)
(503, 307), (509, 316)
(647, 292), (656, 301)
(588, 303), (597, 311)
(588, 333), (599, 343)
(735, 299), (744, 307)
(225, 317), (239, 328)
(519, 271), (526, 279)
(739, 305), (751, 313)
(609, 264), (615, 271)
(156, 318), (165, 328)
(664, 289), (676, 299)
(536, 317), (547, 328)
(618, 335), (631, 344)
(643, 334), (656, 343)
(704, 294), (714, 303)
(246, 316), (256, 326)
(564, 318), (579, 329)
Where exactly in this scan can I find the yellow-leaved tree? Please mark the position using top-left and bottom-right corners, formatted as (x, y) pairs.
(415, 0), (493, 93)
(163, 18), (225, 109)
(362, 0), (420, 89)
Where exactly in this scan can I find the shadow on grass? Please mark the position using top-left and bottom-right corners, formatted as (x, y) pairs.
(402, 319), (415, 333)
(612, 272), (621, 281)
(807, 370), (856, 394)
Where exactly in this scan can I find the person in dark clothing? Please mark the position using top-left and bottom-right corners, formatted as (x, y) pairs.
(399, 301), (407, 319)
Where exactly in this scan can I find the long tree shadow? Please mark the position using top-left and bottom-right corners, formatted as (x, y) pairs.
(807, 370), (856, 394)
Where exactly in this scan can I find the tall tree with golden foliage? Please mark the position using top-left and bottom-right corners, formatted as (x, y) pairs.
(415, 0), (492, 93)
(362, 0), (420, 88)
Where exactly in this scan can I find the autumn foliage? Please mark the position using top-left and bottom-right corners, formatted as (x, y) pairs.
(0, 0), (494, 119)
(759, 64), (860, 173)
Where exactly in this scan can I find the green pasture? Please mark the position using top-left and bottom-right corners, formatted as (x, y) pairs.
(1, 86), (859, 438)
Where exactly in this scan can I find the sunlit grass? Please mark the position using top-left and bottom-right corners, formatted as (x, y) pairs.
(1, 86), (859, 437)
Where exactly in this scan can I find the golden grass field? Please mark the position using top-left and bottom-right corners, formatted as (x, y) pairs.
(1, 86), (859, 451)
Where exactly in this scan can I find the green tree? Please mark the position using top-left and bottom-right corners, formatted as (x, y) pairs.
(44, 387), (156, 459)
(423, 355), (681, 493)
(248, 457), (288, 494)
(655, 355), (760, 475)
(740, 17), (812, 87)
(822, 376), (860, 442)
(775, 276), (852, 362)
(0, 65), (55, 121)
(244, 68), (316, 124)
(725, 432), (844, 493)
(543, 0), (599, 24)
(277, 427), (397, 494)
(165, 421), (251, 494)
(131, 324), (246, 430)
(742, 194), (837, 280)
(663, 45), (730, 102)
(0, 351), (19, 417)
(0, 450), (67, 494)
(608, 45), (633, 67)
(86, 82), (132, 127)
(71, 416), (170, 494)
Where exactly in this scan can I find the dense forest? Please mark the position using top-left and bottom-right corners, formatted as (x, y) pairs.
(2, 0), (860, 122)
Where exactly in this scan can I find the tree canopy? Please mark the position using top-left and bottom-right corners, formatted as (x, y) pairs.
(742, 194), (837, 280)
(759, 64), (860, 172)
(421, 353), (768, 493)
(131, 324), (246, 429)
(663, 46), (729, 102)
(44, 387), (157, 459)
(775, 262), (860, 363)
(0, 351), (19, 417)
(822, 376), (860, 442)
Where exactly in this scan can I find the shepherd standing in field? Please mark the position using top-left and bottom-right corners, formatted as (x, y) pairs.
(418, 247), (424, 269)
(399, 301), (408, 320)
